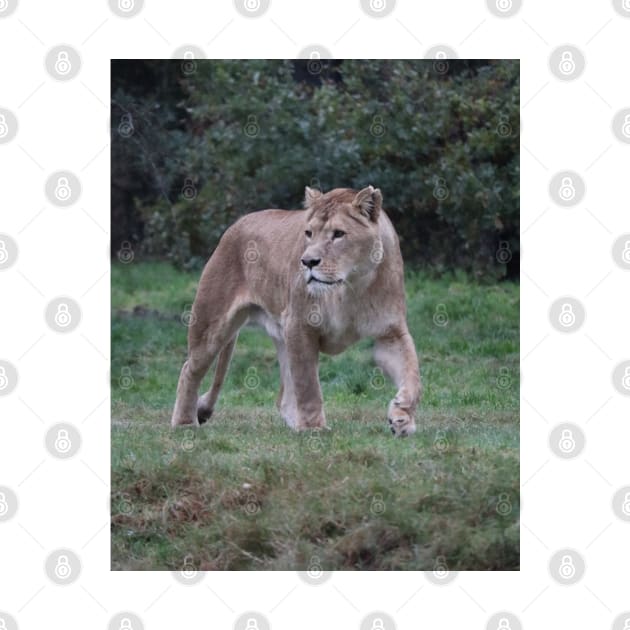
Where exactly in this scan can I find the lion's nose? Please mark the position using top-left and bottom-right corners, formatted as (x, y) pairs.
(301, 257), (321, 269)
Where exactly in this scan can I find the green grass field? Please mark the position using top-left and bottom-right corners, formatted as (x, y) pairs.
(111, 262), (519, 571)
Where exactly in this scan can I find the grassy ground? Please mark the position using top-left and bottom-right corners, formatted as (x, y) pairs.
(111, 262), (519, 571)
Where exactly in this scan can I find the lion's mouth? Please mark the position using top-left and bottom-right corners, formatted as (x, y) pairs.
(307, 275), (342, 286)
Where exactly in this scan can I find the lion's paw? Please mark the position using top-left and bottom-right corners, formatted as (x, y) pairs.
(196, 398), (213, 425)
(387, 400), (416, 438)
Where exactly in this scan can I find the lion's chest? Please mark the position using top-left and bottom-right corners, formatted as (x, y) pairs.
(317, 308), (363, 355)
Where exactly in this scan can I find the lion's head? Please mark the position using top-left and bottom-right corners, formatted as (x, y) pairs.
(300, 186), (384, 294)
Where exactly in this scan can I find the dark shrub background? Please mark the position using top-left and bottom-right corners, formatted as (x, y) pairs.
(111, 59), (519, 280)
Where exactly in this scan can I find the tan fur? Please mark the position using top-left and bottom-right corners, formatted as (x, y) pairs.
(171, 186), (422, 437)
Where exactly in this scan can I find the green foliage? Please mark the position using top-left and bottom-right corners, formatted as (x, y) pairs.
(111, 262), (519, 570)
(112, 60), (519, 277)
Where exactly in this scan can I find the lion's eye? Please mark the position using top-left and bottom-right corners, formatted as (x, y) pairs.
(305, 230), (312, 238)
(332, 230), (346, 239)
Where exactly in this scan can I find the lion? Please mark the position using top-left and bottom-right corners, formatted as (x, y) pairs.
(171, 186), (422, 436)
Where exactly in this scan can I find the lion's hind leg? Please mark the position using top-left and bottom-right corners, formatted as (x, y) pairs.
(196, 335), (238, 424)
(171, 300), (248, 428)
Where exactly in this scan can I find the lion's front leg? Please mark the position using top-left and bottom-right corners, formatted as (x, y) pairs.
(374, 329), (422, 437)
(272, 337), (299, 429)
(284, 329), (326, 431)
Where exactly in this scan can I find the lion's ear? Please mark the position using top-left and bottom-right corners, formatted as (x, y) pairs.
(352, 186), (382, 222)
(304, 186), (322, 208)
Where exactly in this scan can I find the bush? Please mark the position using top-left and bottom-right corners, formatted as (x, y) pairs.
(111, 59), (519, 279)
